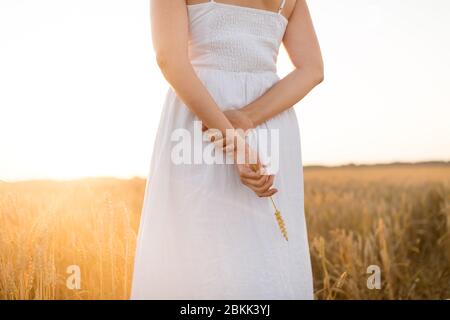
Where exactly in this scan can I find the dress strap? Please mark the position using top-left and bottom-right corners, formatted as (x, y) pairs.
(277, 0), (286, 14)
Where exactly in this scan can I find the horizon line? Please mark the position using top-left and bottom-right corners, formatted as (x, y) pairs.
(1, 159), (449, 183)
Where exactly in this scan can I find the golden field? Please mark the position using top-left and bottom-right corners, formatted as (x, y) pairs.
(0, 164), (449, 300)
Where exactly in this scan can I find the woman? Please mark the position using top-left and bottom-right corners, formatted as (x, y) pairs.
(131, 0), (323, 299)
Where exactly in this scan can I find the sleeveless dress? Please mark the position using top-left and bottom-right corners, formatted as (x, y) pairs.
(131, 0), (314, 300)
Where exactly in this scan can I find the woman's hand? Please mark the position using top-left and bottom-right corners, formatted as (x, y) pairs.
(205, 129), (277, 198)
(223, 109), (255, 132)
(234, 139), (277, 198)
(236, 163), (277, 198)
(202, 108), (255, 132)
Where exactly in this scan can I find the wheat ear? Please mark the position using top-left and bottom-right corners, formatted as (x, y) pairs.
(251, 164), (288, 241)
(270, 196), (289, 241)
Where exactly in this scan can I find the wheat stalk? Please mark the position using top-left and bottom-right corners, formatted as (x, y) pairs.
(251, 165), (288, 241)
(270, 196), (288, 241)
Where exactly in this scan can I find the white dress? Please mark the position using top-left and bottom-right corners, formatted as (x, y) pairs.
(131, 0), (313, 300)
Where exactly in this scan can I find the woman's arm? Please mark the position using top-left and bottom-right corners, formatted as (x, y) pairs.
(151, 0), (234, 134)
(151, 0), (275, 197)
(240, 0), (324, 127)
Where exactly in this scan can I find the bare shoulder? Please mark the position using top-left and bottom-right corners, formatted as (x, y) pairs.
(281, 0), (298, 21)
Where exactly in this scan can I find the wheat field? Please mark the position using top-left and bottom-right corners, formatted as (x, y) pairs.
(0, 164), (449, 300)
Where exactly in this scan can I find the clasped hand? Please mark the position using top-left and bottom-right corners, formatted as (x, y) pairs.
(202, 109), (278, 198)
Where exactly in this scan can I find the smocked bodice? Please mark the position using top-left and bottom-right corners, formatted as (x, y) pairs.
(187, 2), (288, 73)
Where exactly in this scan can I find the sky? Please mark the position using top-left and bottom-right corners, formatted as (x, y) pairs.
(0, 0), (449, 181)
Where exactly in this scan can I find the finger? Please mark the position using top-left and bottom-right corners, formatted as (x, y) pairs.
(242, 177), (275, 195)
(256, 158), (270, 175)
(205, 129), (223, 143)
(222, 142), (235, 154)
(241, 177), (265, 188)
(253, 175), (276, 193)
(212, 137), (225, 148)
(241, 174), (269, 188)
(241, 180), (277, 197)
(260, 175), (275, 192)
(249, 159), (266, 175)
(239, 166), (262, 179)
(256, 188), (278, 198)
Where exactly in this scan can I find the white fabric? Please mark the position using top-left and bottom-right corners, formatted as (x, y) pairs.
(131, 1), (313, 300)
